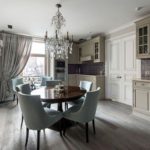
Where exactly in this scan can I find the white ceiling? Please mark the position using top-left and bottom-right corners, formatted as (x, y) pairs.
(0, 0), (150, 41)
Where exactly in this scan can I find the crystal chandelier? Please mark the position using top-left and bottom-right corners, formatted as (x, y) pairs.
(45, 3), (73, 59)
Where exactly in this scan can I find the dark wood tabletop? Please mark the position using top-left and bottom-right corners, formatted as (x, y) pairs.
(31, 86), (86, 104)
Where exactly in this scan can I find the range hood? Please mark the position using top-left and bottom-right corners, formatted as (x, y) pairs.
(80, 56), (92, 62)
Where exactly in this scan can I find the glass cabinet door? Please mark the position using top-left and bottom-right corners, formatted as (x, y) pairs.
(94, 42), (99, 60)
(137, 25), (149, 55)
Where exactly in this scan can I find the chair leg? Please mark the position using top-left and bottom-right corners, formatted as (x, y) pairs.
(47, 104), (51, 108)
(17, 94), (19, 105)
(65, 103), (68, 110)
(57, 103), (63, 112)
(63, 118), (66, 136)
(20, 114), (24, 129)
(37, 130), (40, 150)
(25, 128), (29, 147)
(13, 94), (15, 101)
(59, 119), (63, 137)
(85, 123), (89, 143)
(92, 119), (96, 134)
(17, 96), (18, 105)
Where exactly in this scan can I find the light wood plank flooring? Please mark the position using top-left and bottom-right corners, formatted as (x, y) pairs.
(0, 100), (150, 150)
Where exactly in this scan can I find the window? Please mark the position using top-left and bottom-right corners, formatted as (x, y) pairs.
(23, 41), (46, 76)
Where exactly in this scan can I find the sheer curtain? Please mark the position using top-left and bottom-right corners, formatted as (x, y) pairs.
(0, 32), (32, 102)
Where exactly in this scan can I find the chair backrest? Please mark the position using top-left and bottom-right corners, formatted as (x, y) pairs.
(17, 83), (31, 94)
(46, 80), (62, 87)
(77, 87), (100, 122)
(18, 92), (52, 130)
(12, 77), (24, 92)
(41, 76), (52, 86)
(79, 81), (93, 92)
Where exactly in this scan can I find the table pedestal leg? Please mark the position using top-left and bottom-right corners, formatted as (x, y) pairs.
(57, 103), (63, 112)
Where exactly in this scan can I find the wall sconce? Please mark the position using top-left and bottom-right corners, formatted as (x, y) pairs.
(0, 40), (3, 56)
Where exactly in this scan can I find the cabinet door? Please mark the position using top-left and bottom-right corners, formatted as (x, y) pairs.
(93, 38), (100, 62)
(135, 89), (149, 111)
(78, 41), (92, 63)
(92, 36), (105, 62)
(136, 24), (150, 58)
(68, 74), (77, 86)
(68, 43), (79, 64)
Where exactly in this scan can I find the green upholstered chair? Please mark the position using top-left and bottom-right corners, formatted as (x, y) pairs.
(16, 83), (31, 128)
(18, 92), (63, 150)
(46, 80), (62, 87)
(65, 81), (93, 110)
(40, 76), (52, 86)
(11, 77), (24, 104)
(64, 87), (100, 143)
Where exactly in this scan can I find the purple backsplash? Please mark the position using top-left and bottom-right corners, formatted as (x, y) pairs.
(68, 62), (105, 75)
(141, 59), (150, 78)
(68, 64), (79, 74)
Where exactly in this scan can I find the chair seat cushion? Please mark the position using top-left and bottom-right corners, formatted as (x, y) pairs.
(64, 104), (82, 114)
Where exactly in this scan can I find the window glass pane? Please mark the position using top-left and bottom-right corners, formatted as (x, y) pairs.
(31, 42), (45, 54)
(23, 57), (45, 76)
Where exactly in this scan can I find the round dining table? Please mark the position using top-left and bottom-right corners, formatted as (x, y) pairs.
(31, 86), (86, 112)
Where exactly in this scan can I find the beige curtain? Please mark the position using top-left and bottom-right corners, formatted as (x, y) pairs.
(0, 32), (32, 102)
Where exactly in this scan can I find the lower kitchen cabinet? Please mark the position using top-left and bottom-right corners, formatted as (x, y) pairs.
(133, 79), (150, 119)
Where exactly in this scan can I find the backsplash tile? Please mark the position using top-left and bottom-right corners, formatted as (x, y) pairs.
(68, 62), (105, 75)
(68, 64), (79, 74)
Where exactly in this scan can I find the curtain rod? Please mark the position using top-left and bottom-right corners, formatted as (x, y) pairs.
(0, 30), (45, 41)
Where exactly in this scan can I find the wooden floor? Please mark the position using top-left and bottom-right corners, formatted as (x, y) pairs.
(0, 100), (150, 150)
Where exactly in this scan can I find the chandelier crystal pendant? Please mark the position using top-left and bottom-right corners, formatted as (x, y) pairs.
(45, 3), (73, 59)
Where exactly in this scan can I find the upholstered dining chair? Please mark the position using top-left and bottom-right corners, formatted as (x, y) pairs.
(63, 87), (100, 143)
(46, 80), (62, 87)
(17, 83), (52, 128)
(17, 83), (31, 94)
(45, 80), (62, 110)
(65, 80), (93, 110)
(18, 92), (63, 150)
(40, 76), (52, 86)
(11, 77), (24, 104)
(16, 83), (31, 128)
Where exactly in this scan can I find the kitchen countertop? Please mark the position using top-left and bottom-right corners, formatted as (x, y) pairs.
(133, 77), (150, 82)
(68, 74), (105, 77)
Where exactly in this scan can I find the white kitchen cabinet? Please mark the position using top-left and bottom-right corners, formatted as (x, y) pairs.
(68, 74), (78, 86)
(92, 36), (105, 62)
(133, 80), (150, 119)
(135, 16), (150, 59)
(68, 43), (79, 64)
(78, 35), (105, 63)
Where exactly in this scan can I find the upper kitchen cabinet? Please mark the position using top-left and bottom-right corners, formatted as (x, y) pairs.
(92, 36), (105, 62)
(136, 16), (150, 59)
(78, 40), (93, 63)
(68, 43), (79, 64)
(78, 35), (105, 63)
